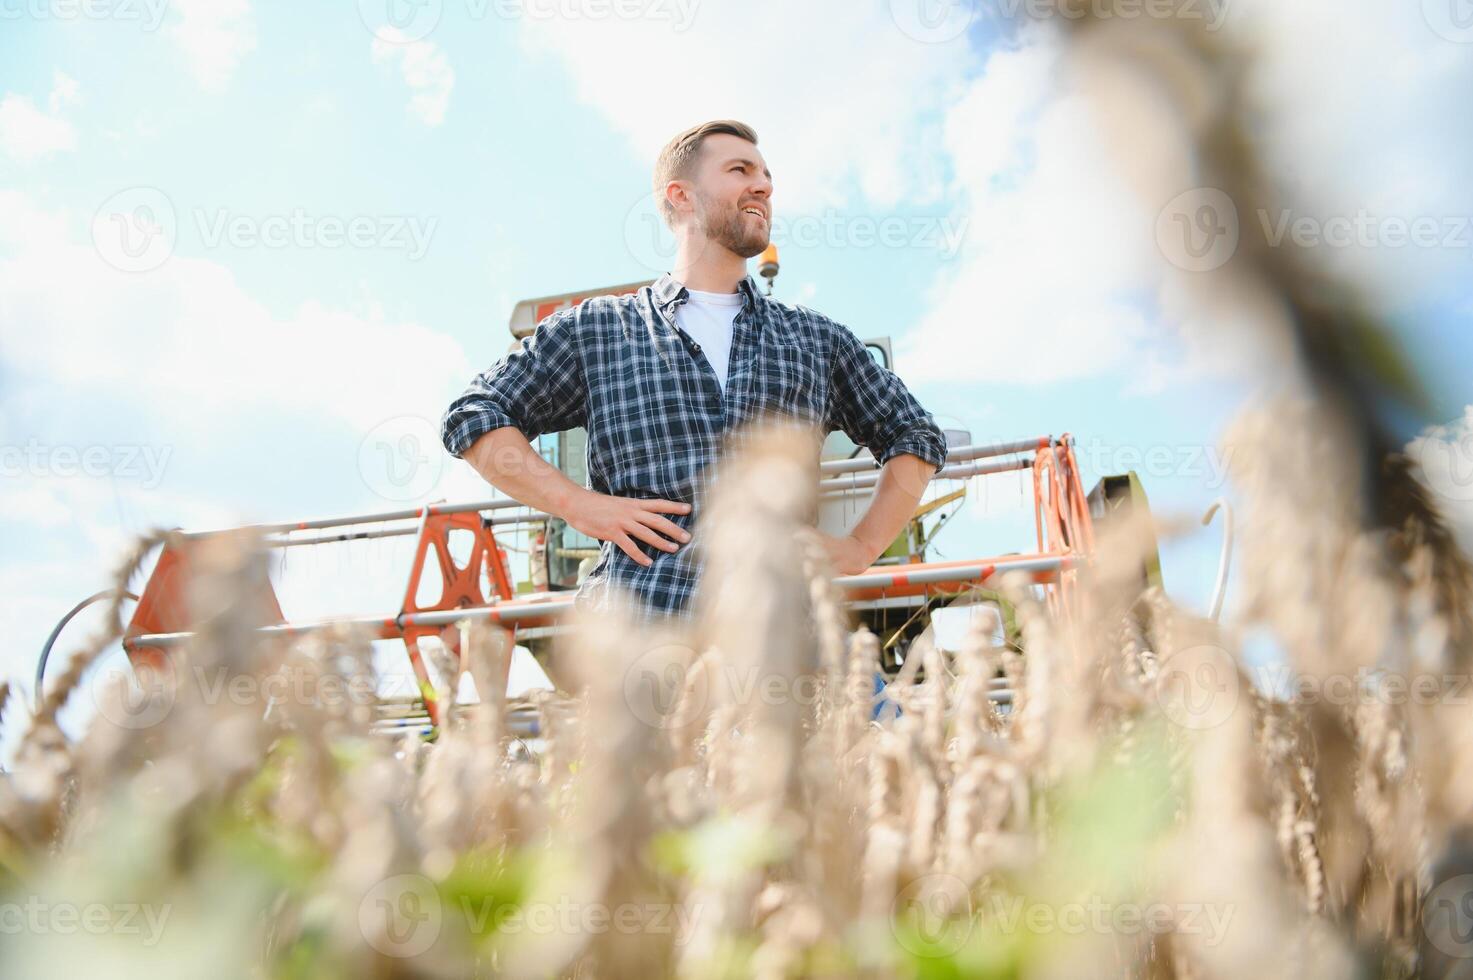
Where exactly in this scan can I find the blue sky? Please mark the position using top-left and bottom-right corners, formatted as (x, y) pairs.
(2, 0), (1470, 745)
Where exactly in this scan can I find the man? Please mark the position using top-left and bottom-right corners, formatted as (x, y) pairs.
(441, 119), (948, 623)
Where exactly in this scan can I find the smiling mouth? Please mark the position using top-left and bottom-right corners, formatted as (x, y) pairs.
(742, 206), (767, 221)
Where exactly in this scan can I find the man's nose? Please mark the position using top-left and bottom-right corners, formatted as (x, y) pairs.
(750, 174), (772, 198)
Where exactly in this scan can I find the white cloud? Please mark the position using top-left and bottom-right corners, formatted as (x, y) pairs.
(48, 70), (80, 113)
(1226, 0), (1473, 309)
(166, 0), (256, 90)
(371, 29), (455, 127)
(515, 1), (974, 212)
(1408, 406), (1473, 550)
(0, 72), (80, 164)
(0, 191), (471, 438)
(901, 1), (1473, 389)
(897, 33), (1168, 386)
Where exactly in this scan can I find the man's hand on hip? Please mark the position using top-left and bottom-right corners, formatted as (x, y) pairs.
(815, 531), (878, 577)
(566, 490), (692, 568)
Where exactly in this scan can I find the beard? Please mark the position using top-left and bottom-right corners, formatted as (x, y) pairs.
(696, 192), (770, 259)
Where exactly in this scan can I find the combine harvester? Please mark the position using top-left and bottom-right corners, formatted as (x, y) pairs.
(40, 250), (1166, 738)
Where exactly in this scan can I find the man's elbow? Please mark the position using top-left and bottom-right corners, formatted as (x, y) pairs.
(441, 400), (521, 460)
(879, 428), (948, 474)
(875, 450), (939, 500)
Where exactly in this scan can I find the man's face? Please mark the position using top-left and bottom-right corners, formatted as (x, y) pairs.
(683, 133), (773, 259)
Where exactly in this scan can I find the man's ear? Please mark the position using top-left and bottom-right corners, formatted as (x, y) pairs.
(664, 180), (693, 222)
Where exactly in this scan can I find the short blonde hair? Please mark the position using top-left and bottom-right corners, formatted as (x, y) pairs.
(652, 119), (759, 227)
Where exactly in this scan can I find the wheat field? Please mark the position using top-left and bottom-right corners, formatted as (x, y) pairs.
(1, 401), (1469, 979)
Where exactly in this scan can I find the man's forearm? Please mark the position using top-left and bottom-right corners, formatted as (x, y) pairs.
(848, 453), (938, 563)
(462, 426), (587, 519)
(461, 426), (691, 565)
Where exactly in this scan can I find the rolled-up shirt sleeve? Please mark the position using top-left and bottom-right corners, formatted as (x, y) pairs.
(441, 308), (587, 458)
(824, 320), (948, 471)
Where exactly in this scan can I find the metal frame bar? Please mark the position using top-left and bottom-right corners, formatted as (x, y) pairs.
(121, 554), (1073, 652)
(818, 435), (1055, 476)
(190, 437), (1064, 546)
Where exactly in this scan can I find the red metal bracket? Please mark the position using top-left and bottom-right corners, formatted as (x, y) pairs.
(124, 536), (287, 677)
(123, 510), (516, 731)
(397, 509), (516, 728)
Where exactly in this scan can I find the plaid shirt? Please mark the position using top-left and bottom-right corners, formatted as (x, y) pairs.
(441, 272), (947, 621)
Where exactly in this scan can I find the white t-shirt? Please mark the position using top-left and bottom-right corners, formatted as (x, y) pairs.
(673, 287), (742, 392)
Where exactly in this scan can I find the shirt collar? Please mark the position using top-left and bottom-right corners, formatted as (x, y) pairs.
(652, 272), (764, 316)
